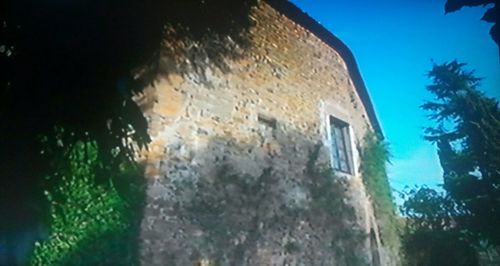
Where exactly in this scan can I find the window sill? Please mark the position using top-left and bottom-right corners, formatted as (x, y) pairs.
(333, 170), (356, 179)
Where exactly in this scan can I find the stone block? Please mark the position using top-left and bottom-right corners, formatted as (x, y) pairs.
(136, 1), (392, 265)
(154, 78), (186, 118)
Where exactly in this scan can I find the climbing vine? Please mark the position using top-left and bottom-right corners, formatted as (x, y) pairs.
(360, 132), (402, 262)
(173, 144), (368, 265)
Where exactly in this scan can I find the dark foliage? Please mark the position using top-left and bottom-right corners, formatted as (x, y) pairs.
(400, 187), (479, 266)
(0, 0), (257, 230)
(445, 0), (499, 54)
(401, 187), (465, 231)
(403, 229), (479, 266)
(422, 61), (500, 245)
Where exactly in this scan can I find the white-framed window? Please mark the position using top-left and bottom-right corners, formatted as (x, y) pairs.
(329, 116), (354, 174)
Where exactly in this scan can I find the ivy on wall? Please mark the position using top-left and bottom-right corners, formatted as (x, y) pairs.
(359, 132), (402, 262)
(28, 131), (401, 265)
(172, 143), (368, 265)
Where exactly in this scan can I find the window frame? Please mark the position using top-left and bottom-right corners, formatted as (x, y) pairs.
(328, 116), (355, 175)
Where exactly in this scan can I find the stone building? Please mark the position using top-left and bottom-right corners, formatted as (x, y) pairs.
(135, 0), (397, 265)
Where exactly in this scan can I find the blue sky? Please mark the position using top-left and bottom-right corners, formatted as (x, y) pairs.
(291, 0), (500, 204)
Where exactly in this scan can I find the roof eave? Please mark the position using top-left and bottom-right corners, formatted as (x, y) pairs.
(265, 0), (383, 138)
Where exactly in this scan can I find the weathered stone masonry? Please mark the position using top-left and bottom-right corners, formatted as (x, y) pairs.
(135, 1), (396, 265)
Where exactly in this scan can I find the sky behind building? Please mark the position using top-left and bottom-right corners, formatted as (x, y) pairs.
(291, 0), (500, 204)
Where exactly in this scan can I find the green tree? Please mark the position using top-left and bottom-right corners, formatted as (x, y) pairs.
(421, 60), (500, 245)
(400, 187), (478, 266)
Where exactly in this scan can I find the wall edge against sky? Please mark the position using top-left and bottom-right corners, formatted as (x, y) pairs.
(265, 0), (384, 137)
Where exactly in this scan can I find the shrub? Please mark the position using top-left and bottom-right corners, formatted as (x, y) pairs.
(30, 141), (144, 266)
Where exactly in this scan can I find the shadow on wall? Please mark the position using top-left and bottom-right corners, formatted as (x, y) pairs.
(0, 1), (258, 260)
(0, 126), (381, 265)
(1, 1), (386, 264)
(139, 123), (376, 266)
(1, 1), (260, 264)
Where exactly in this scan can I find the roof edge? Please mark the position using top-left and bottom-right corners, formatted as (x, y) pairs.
(265, 0), (383, 137)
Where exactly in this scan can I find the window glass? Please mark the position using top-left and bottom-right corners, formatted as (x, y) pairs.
(329, 117), (353, 174)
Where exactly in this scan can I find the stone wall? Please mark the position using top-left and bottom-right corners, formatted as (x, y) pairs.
(135, 1), (397, 265)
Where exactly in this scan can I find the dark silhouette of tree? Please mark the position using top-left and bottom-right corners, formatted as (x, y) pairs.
(421, 60), (500, 245)
(0, 0), (256, 231)
(445, 0), (499, 55)
(400, 187), (479, 266)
